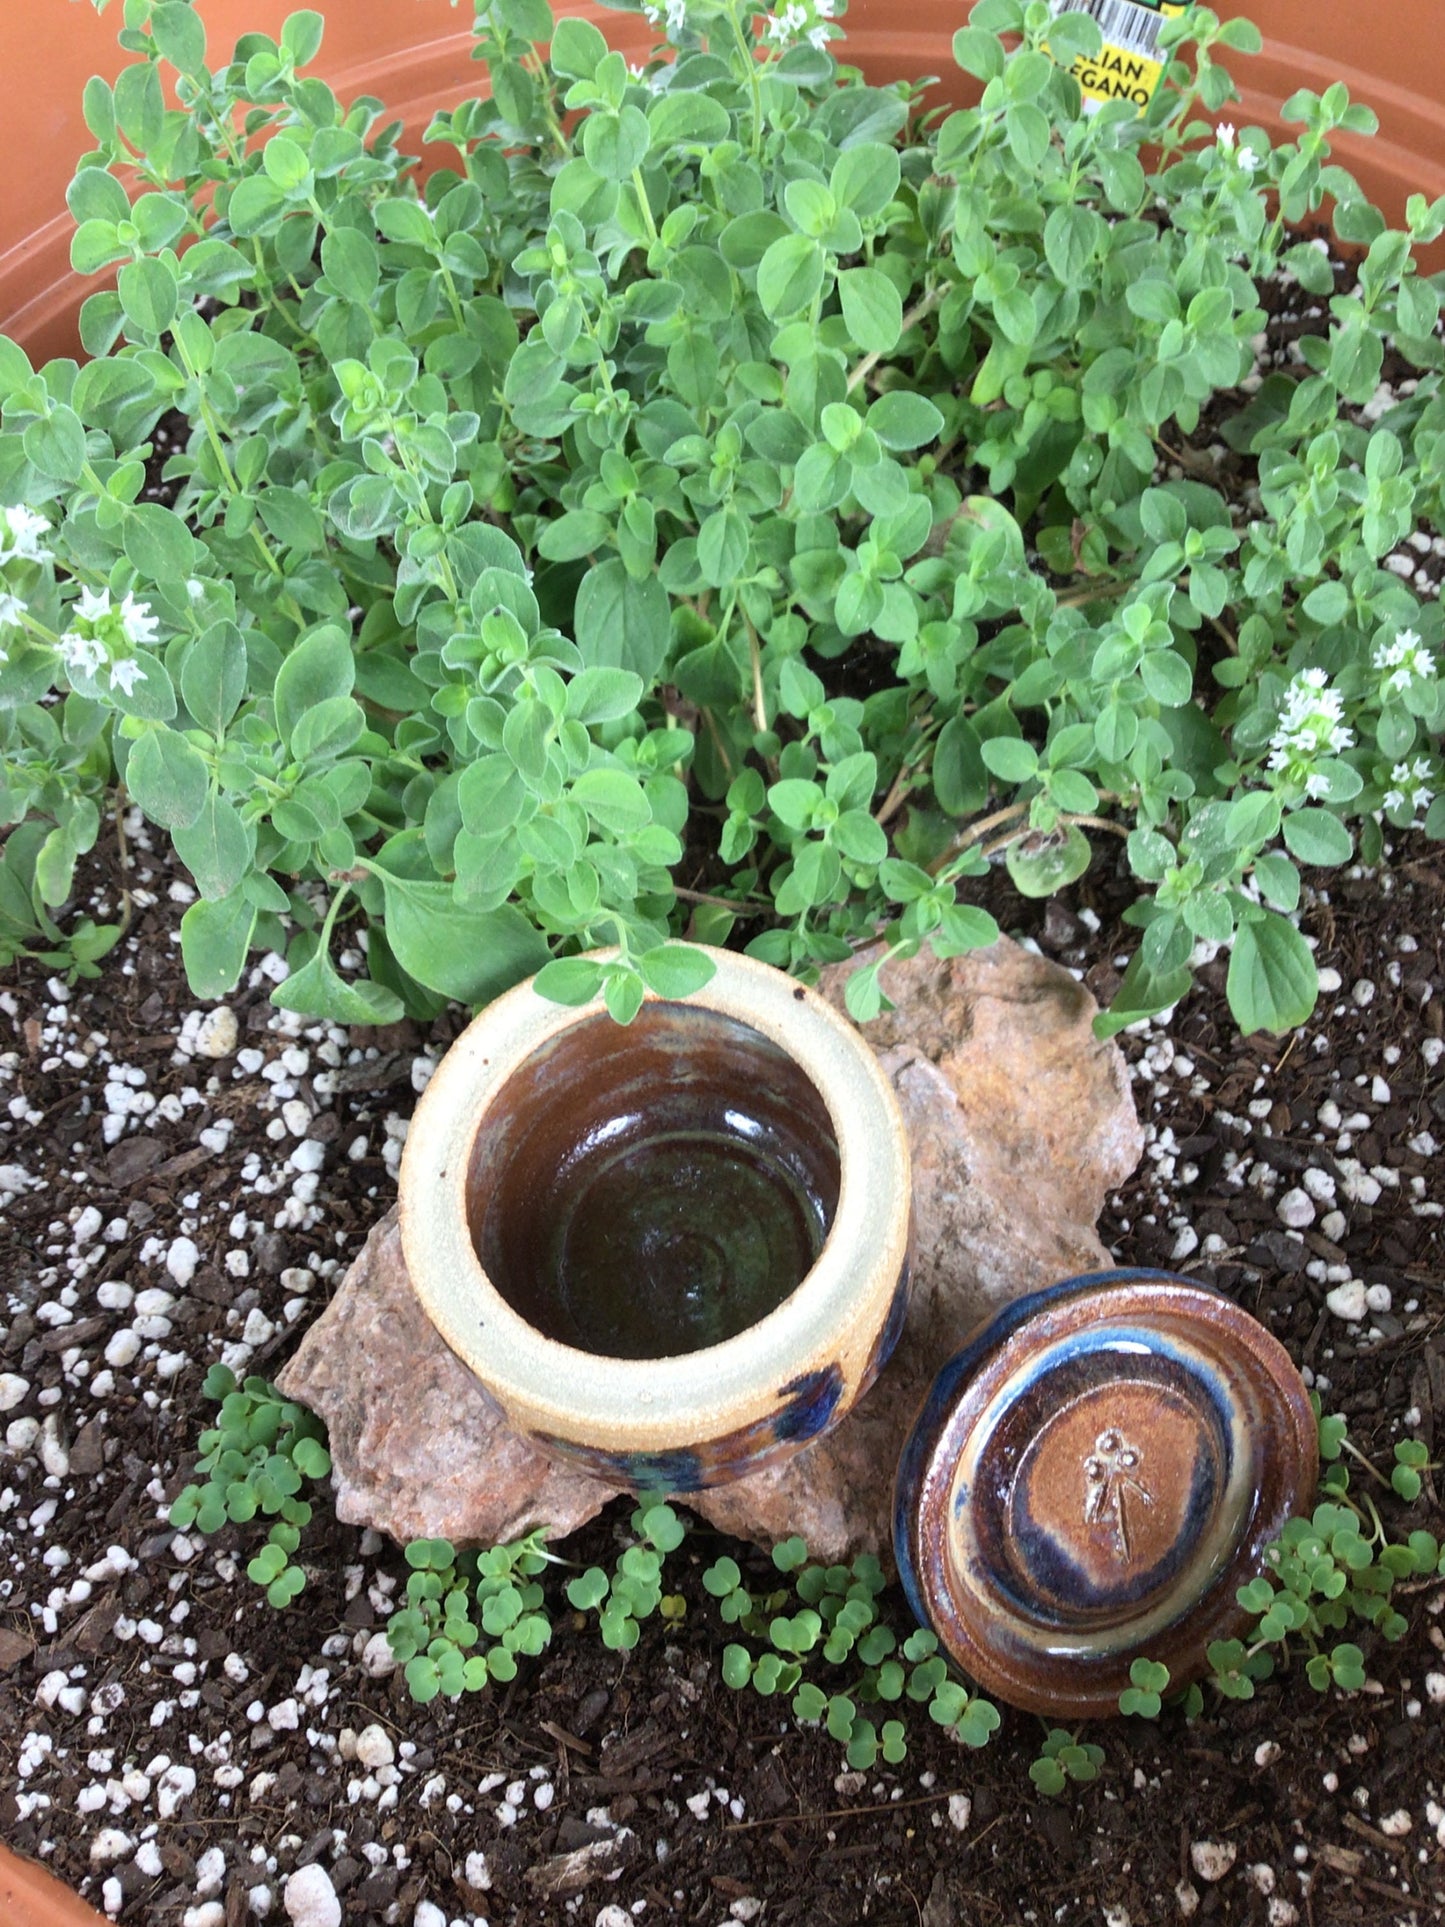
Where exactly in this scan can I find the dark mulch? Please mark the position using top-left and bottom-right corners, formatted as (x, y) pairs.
(1, 813), (1442, 1927)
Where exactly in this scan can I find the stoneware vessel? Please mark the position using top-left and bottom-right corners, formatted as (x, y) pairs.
(895, 1269), (1318, 1717)
(399, 948), (912, 1491)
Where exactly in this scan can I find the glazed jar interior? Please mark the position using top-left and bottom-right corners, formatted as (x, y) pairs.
(466, 1003), (842, 1360)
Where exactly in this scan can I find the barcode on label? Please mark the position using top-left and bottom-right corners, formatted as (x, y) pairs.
(1050, 0), (1169, 59)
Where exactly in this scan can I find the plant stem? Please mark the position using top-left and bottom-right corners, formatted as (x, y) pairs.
(1342, 1439), (1393, 1492)
(675, 885), (766, 915)
(727, 6), (766, 161)
(113, 785), (134, 937)
(926, 800), (1029, 877)
(741, 607), (768, 738)
(1066, 812), (1130, 838)
(631, 166), (660, 246)
(846, 286), (942, 395)
(1055, 576), (1133, 608)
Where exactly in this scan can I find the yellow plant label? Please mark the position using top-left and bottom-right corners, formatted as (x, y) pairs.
(1049, 1), (1190, 109)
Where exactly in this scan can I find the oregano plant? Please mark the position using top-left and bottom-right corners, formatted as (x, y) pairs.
(1, 0), (1442, 1033)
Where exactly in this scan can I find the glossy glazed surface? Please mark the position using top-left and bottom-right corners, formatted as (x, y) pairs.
(400, 948), (912, 1487)
(471, 1005), (839, 1359)
(895, 1271), (1318, 1716)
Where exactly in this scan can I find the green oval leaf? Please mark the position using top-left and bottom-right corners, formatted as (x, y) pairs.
(1227, 912), (1319, 1036)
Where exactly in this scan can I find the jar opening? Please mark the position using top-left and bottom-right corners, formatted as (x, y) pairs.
(466, 1003), (841, 1360)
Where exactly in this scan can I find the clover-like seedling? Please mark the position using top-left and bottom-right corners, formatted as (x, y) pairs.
(1118, 1657), (1170, 1719)
(1306, 1641), (1366, 1693)
(722, 1644), (754, 1691)
(168, 1367), (332, 1608)
(566, 1507), (685, 1655)
(387, 1529), (554, 1702)
(702, 1556), (756, 1627)
(1392, 1439), (1430, 1503)
(566, 1567), (610, 1613)
(1030, 1729), (1105, 1797)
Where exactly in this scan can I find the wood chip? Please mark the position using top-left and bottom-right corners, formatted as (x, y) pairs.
(0, 1625), (34, 1672)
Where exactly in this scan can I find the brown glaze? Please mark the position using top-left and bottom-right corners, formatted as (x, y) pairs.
(895, 1271), (1318, 1717)
(467, 1004), (840, 1360)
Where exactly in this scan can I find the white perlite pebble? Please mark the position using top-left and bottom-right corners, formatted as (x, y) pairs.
(155, 1762), (197, 1819)
(0, 1373), (29, 1412)
(1190, 1840), (1238, 1883)
(354, 1723), (395, 1770)
(105, 1330), (141, 1369)
(463, 1851), (492, 1891)
(195, 1847), (227, 1897)
(1276, 1189), (1315, 1229)
(283, 1864), (341, 1927)
(166, 1237), (200, 1287)
(948, 1793), (971, 1832)
(195, 1008), (239, 1059)
(1326, 1281), (1368, 1322)
(281, 1099), (311, 1137)
(414, 1904), (447, 1927)
(361, 1631), (397, 1679)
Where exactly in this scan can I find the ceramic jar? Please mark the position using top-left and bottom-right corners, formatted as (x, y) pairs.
(399, 948), (912, 1491)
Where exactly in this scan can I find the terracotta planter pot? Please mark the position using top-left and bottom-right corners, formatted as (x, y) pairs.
(842, 0), (1445, 248)
(0, 1844), (109, 1927)
(3, 0), (653, 365)
(5, 1), (1444, 363)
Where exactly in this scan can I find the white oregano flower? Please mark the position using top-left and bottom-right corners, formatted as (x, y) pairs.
(0, 504), (51, 566)
(1237, 147), (1264, 173)
(55, 585), (156, 692)
(1267, 668), (1355, 796)
(109, 656), (148, 697)
(75, 585), (113, 623)
(119, 593), (160, 649)
(0, 588), (21, 665)
(1383, 755), (1434, 816)
(1373, 627), (1436, 694)
(1215, 121), (1236, 151)
(807, 0), (838, 47)
(766, 3), (810, 48)
(59, 630), (108, 676)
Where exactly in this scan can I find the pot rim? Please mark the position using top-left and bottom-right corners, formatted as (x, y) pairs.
(398, 946), (911, 1450)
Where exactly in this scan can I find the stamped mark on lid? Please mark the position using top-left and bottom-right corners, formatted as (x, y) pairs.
(1082, 1427), (1153, 1560)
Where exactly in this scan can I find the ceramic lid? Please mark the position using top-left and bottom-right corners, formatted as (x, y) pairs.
(894, 1270), (1318, 1717)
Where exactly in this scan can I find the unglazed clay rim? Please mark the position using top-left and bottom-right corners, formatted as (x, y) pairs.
(399, 947), (911, 1453)
(894, 1270), (1318, 1718)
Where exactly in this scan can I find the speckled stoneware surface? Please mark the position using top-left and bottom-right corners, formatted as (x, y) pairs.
(894, 1270), (1318, 1717)
(399, 948), (912, 1491)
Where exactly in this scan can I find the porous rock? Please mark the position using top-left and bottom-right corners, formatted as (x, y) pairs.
(277, 939), (1142, 1560)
